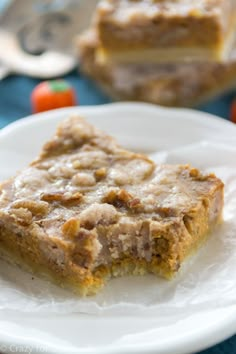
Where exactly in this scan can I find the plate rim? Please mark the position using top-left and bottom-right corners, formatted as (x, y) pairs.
(0, 102), (236, 138)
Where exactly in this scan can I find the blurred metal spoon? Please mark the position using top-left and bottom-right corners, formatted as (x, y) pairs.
(0, 0), (98, 79)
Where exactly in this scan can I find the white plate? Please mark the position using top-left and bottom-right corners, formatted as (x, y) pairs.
(0, 103), (236, 354)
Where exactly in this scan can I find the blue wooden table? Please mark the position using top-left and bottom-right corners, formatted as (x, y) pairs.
(0, 68), (235, 125)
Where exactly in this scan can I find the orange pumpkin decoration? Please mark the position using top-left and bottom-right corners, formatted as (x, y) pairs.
(31, 80), (77, 113)
(230, 99), (236, 124)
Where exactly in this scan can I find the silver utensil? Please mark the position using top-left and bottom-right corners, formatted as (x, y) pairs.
(0, 0), (98, 79)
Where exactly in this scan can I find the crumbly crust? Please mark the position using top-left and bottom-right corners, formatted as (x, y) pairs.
(78, 29), (236, 107)
(95, 0), (236, 61)
(0, 117), (224, 295)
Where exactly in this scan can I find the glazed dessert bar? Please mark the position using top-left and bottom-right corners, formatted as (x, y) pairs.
(95, 0), (236, 63)
(0, 117), (224, 295)
(78, 29), (236, 107)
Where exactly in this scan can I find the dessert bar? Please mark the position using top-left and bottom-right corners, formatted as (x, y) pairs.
(95, 0), (236, 63)
(0, 117), (224, 295)
(79, 29), (236, 107)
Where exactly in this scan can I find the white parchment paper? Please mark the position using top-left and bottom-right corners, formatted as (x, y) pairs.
(0, 141), (236, 316)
